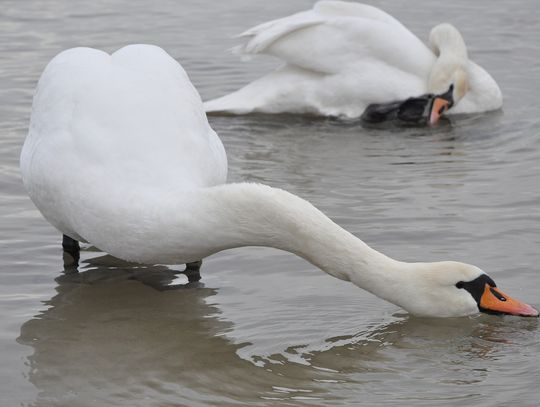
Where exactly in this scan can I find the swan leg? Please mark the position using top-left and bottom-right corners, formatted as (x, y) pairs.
(62, 234), (80, 271)
(62, 234), (80, 256)
(184, 260), (202, 282)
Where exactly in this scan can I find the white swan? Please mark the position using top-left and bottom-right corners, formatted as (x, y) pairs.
(204, 1), (503, 123)
(21, 45), (535, 318)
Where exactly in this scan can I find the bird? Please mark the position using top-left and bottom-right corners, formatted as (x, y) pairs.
(204, 1), (503, 124)
(20, 44), (535, 318)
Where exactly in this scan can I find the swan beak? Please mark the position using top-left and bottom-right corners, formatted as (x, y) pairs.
(429, 97), (450, 125)
(479, 284), (539, 317)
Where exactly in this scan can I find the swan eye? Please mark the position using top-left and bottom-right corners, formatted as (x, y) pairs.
(490, 287), (507, 301)
(455, 281), (464, 289)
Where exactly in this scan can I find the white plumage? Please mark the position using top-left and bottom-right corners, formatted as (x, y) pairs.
(21, 45), (227, 259)
(204, 1), (502, 118)
(20, 44), (535, 318)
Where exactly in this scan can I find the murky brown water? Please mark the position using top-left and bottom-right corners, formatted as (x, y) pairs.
(2, 0), (540, 406)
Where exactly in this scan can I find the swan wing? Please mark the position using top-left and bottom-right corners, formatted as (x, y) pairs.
(234, 1), (434, 76)
(235, 11), (324, 55)
(21, 45), (227, 239)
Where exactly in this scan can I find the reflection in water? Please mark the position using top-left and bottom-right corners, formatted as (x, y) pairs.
(18, 255), (334, 406)
(213, 111), (475, 208)
(19, 256), (262, 406)
(18, 254), (537, 407)
(3, 0), (540, 405)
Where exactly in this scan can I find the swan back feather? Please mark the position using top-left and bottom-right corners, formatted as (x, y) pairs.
(21, 45), (227, 240)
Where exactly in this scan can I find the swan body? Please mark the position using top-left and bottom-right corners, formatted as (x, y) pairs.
(21, 45), (535, 318)
(21, 45), (227, 245)
(204, 1), (502, 119)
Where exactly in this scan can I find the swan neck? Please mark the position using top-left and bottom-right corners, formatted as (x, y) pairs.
(429, 24), (468, 61)
(193, 183), (404, 287)
(427, 25), (469, 95)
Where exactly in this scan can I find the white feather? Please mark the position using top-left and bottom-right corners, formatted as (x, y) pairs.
(205, 0), (502, 117)
(21, 44), (506, 317)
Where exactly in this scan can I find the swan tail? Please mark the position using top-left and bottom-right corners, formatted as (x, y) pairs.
(204, 65), (323, 115)
(204, 88), (259, 115)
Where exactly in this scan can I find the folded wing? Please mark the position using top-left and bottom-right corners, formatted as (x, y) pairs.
(234, 1), (434, 76)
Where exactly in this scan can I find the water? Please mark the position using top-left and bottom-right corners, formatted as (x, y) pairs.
(1, 0), (540, 405)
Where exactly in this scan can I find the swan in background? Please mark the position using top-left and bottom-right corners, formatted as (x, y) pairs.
(204, 1), (503, 124)
(20, 45), (535, 318)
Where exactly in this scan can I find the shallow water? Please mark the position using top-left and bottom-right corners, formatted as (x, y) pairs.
(1, 0), (540, 406)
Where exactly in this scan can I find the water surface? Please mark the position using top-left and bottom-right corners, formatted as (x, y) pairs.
(1, 0), (540, 406)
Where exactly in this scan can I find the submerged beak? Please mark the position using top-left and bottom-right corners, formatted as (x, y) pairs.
(429, 97), (450, 125)
(479, 284), (539, 317)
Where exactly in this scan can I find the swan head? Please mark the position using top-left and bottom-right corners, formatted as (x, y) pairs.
(428, 67), (469, 125)
(391, 262), (538, 318)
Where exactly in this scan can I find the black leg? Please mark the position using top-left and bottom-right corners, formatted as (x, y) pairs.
(62, 234), (80, 256)
(184, 260), (202, 283)
(62, 234), (80, 270)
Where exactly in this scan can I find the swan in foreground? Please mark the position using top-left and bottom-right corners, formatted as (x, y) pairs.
(21, 45), (535, 318)
(204, 1), (503, 124)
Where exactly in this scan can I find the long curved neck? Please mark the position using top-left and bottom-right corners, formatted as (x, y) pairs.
(428, 24), (468, 92)
(429, 24), (468, 62)
(426, 24), (502, 112)
(181, 183), (408, 295)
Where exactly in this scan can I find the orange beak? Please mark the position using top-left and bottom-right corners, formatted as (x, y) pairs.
(479, 284), (539, 317)
(429, 97), (450, 125)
